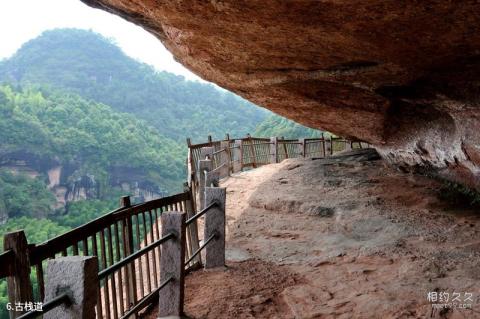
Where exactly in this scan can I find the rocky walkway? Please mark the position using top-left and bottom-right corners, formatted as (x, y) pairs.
(148, 149), (480, 319)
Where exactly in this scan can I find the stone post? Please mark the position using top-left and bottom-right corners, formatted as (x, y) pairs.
(4, 231), (33, 319)
(198, 159), (213, 210)
(158, 211), (186, 318)
(204, 187), (226, 269)
(270, 137), (278, 163)
(44, 256), (98, 319)
(206, 170), (220, 188)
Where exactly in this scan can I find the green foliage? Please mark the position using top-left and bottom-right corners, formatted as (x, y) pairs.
(0, 280), (8, 319)
(0, 84), (184, 196)
(254, 114), (323, 139)
(0, 170), (55, 219)
(0, 28), (268, 142)
(54, 198), (118, 228)
(0, 217), (70, 252)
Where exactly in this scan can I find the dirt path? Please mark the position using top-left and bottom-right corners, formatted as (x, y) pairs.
(148, 149), (480, 319)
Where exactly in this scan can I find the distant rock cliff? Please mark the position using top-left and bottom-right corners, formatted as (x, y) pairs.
(0, 152), (165, 212)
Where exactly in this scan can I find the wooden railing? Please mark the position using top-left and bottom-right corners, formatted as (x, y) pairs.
(0, 188), (201, 319)
(187, 134), (370, 191)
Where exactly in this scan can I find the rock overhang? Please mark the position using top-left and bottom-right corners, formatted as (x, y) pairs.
(80, 0), (480, 189)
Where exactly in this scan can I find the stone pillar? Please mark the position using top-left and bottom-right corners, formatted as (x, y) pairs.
(198, 159), (213, 211)
(206, 170), (220, 188)
(270, 137), (278, 163)
(204, 187), (226, 269)
(158, 211), (186, 318)
(44, 256), (98, 319)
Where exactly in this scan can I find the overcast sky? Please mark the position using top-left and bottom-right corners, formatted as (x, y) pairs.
(0, 0), (202, 81)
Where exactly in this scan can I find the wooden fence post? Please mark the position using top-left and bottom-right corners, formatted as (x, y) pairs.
(44, 256), (98, 319)
(186, 138), (194, 187)
(184, 184), (201, 267)
(207, 135), (212, 144)
(120, 196), (131, 208)
(120, 196), (137, 312)
(204, 187), (226, 269)
(270, 137), (278, 163)
(159, 211), (186, 318)
(224, 134), (232, 175)
(4, 231), (33, 319)
(198, 159), (213, 211)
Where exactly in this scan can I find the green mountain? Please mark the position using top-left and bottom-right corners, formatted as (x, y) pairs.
(254, 114), (323, 139)
(0, 28), (268, 142)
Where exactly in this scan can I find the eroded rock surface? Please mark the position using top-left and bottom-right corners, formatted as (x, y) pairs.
(81, 0), (480, 188)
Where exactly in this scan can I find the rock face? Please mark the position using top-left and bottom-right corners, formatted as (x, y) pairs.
(0, 152), (165, 212)
(81, 0), (480, 189)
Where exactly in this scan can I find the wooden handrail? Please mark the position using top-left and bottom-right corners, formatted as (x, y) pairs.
(29, 191), (190, 265)
(187, 136), (271, 149)
(29, 207), (123, 265)
(112, 192), (190, 220)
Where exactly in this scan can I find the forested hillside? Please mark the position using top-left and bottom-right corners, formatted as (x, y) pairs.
(0, 29), (268, 142)
(0, 84), (183, 218)
(254, 114), (323, 138)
